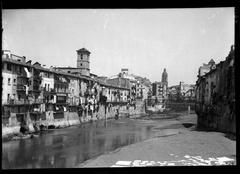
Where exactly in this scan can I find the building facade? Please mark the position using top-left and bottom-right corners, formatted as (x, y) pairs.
(195, 46), (235, 134)
(1, 49), (130, 128)
(151, 68), (168, 102)
(108, 68), (151, 101)
(168, 82), (195, 102)
(198, 59), (216, 77)
(76, 48), (90, 77)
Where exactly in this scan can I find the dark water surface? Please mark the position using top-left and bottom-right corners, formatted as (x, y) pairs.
(2, 117), (177, 169)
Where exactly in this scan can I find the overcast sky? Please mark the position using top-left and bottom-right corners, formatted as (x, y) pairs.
(2, 8), (234, 86)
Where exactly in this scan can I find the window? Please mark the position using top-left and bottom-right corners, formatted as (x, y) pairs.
(80, 63), (82, 66)
(48, 84), (50, 91)
(68, 71), (71, 73)
(8, 78), (11, 85)
(81, 54), (83, 59)
(7, 63), (11, 71)
(13, 79), (16, 83)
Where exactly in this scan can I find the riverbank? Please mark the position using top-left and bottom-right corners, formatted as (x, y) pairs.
(79, 113), (236, 167)
(2, 102), (146, 142)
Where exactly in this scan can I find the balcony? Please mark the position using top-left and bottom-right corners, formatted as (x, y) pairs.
(55, 88), (70, 94)
(17, 74), (29, 79)
(7, 99), (30, 105)
(42, 98), (55, 104)
(29, 98), (44, 104)
(29, 85), (41, 93)
(33, 76), (42, 83)
(16, 84), (26, 91)
(56, 100), (67, 104)
(43, 87), (56, 94)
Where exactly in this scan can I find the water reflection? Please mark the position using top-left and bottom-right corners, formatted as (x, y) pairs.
(2, 118), (164, 169)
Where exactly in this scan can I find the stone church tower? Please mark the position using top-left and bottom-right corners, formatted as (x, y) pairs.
(161, 68), (168, 99)
(161, 68), (168, 84)
(76, 48), (91, 77)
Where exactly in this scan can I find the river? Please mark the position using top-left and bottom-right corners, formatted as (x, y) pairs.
(2, 115), (181, 169)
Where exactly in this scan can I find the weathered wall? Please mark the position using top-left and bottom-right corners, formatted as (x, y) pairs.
(2, 72), (18, 104)
(195, 46), (235, 134)
(166, 102), (195, 112)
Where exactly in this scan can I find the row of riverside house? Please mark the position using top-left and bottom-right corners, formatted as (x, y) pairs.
(195, 45), (235, 134)
(1, 49), (137, 137)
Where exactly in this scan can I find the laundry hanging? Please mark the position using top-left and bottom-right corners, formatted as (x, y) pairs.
(24, 85), (29, 95)
(24, 67), (31, 78)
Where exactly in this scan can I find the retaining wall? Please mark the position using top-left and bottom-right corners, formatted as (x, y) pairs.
(2, 101), (145, 138)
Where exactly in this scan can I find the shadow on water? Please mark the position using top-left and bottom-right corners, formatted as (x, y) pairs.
(2, 117), (178, 169)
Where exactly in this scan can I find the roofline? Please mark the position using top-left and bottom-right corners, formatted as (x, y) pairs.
(55, 67), (77, 69)
(197, 46), (234, 81)
(2, 58), (130, 91)
(2, 58), (93, 80)
(76, 48), (91, 54)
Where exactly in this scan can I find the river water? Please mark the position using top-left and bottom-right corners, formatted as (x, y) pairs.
(2, 116), (181, 169)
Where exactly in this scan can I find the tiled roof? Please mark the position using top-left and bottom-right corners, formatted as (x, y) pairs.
(76, 48), (91, 54)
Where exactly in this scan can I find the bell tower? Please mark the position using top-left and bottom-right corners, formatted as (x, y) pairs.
(76, 48), (91, 76)
(162, 68), (168, 84)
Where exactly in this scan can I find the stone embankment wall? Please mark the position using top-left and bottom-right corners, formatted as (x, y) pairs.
(166, 102), (195, 112)
(2, 101), (145, 138)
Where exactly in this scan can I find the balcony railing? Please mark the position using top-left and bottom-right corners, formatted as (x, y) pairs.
(16, 84), (26, 91)
(29, 98), (44, 104)
(43, 87), (56, 93)
(7, 99), (30, 105)
(33, 76), (42, 82)
(17, 74), (29, 79)
(29, 86), (41, 92)
(54, 89), (70, 94)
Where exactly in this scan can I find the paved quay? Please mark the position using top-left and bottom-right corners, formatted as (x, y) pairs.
(79, 114), (236, 167)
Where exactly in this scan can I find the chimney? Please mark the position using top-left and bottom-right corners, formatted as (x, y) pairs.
(2, 50), (11, 59)
(22, 56), (26, 63)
